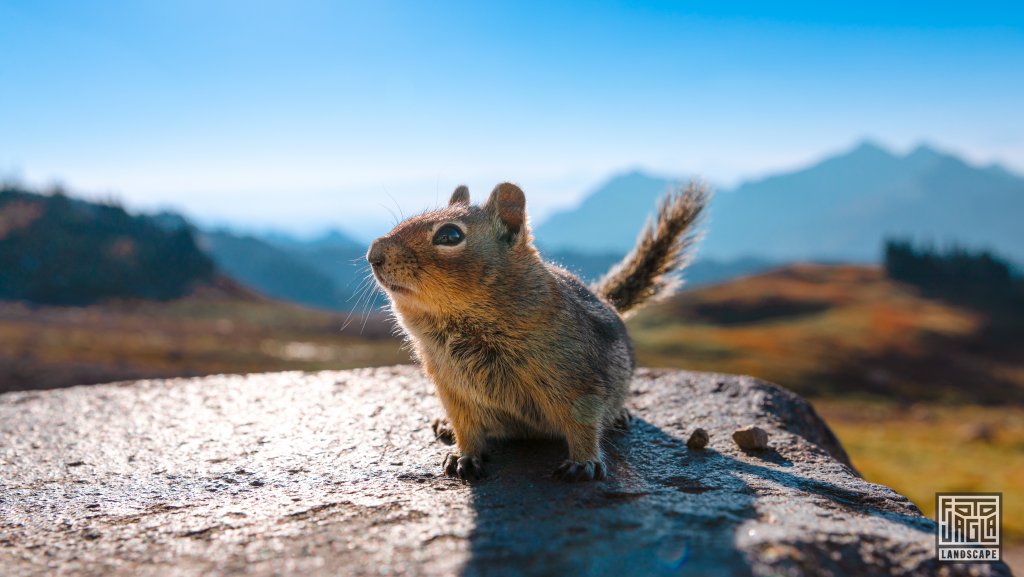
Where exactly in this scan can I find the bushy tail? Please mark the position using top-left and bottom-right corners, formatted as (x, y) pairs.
(594, 182), (710, 316)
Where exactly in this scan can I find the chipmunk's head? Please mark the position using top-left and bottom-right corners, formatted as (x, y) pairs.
(367, 182), (536, 314)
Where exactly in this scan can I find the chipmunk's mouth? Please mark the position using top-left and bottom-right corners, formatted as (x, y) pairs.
(376, 277), (413, 296)
(370, 266), (415, 298)
(385, 282), (412, 295)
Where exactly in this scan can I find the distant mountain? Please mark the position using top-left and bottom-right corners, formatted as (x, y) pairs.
(261, 228), (363, 252)
(535, 142), (1024, 264)
(288, 244), (372, 296)
(0, 186), (217, 305)
(706, 142), (1024, 262)
(534, 171), (674, 253)
(200, 231), (353, 311)
(200, 229), (375, 312)
(261, 229), (370, 300)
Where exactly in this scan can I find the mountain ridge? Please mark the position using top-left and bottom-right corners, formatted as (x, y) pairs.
(534, 141), (1024, 264)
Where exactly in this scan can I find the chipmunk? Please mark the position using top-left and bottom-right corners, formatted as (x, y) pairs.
(367, 182), (708, 482)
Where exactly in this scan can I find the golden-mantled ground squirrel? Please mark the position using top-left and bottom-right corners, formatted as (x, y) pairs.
(368, 182), (708, 482)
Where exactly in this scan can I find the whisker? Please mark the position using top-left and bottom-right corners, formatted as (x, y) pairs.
(345, 280), (373, 305)
(383, 189), (405, 221)
(378, 203), (399, 228)
(360, 284), (384, 334)
(344, 290), (374, 332)
(347, 270), (374, 294)
(348, 269), (375, 292)
(341, 271), (377, 331)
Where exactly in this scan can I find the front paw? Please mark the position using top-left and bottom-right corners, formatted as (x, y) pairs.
(553, 459), (606, 482)
(442, 453), (486, 481)
(611, 408), (632, 431)
(431, 417), (455, 445)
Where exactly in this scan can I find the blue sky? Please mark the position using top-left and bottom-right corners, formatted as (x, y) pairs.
(2, 1), (1022, 240)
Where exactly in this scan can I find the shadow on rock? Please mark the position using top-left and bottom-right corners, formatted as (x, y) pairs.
(457, 418), (939, 577)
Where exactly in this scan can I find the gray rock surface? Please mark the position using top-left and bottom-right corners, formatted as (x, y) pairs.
(0, 366), (1011, 577)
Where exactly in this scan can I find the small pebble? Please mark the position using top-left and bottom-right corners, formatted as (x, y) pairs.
(732, 426), (769, 450)
(687, 428), (709, 450)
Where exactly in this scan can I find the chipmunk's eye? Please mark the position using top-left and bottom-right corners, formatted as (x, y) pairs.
(432, 224), (464, 246)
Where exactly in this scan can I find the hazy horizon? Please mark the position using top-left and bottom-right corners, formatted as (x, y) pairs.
(5, 138), (1018, 243)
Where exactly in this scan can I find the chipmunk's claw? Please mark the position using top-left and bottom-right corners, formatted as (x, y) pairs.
(431, 417), (455, 445)
(443, 453), (486, 481)
(553, 459), (606, 482)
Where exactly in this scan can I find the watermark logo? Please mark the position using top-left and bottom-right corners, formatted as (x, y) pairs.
(936, 493), (1001, 562)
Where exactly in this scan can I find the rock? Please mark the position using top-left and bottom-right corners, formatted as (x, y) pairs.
(733, 425), (770, 451)
(0, 366), (1011, 577)
(687, 427), (709, 450)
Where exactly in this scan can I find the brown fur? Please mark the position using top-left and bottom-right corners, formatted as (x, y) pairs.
(367, 181), (707, 482)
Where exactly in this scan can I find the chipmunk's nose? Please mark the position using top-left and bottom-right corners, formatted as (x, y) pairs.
(367, 239), (386, 269)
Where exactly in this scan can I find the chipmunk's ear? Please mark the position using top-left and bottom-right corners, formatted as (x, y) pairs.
(449, 185), (470, 206)
(484, 182), (526, 242)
